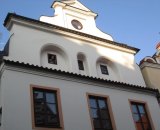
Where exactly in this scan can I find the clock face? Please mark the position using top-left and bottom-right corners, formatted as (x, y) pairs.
(71, 19), (83, 30)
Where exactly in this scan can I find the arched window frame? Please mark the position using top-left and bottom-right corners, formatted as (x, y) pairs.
(77, 52), (88, 75)
(40, 44), (69, 71)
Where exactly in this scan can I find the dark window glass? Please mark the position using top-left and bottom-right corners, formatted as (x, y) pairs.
(100, 65), (109, 75)
(89, 96), (113, 130)
(78, 60), (84, 70)
(71, 19), (83, 30)
(33, 88), (60, 128)
(91, 109), (99, 118)
(48, 54), (57, 65)
(131, 102), (152, 130)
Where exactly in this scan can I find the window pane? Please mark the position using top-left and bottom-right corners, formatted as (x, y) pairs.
(35, 103), (45, 113)
(89, 98), (97, 108)
(136, 123), (143, 130)
(34, 91), (44, 101)
(93, 119), (101, 129)
(98, 99), (106, 109)
(46, 104), (57, 115)
(91, 108), (99, 118)
(131, 104), (138, 113)
(138, 105), (145, 114)
(100, 109), (109, 119)
(46, 115), (58, 124)
(100, 65), (109, 75)
(48, 54), (57, 65)
(35, 114), (45, 126)
(136, 122), (143, 130)
(78, 60), (84, 70)
(46, 93), (56, 103)
(102, 119), (112, 129)
(133, 113), (141, 122)
(71, 20), (83, 30)
(143, 123), (152, 130)
(141, 114), (148, 123)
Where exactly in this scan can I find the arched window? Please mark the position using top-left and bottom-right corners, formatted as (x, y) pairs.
(77, 53), (88, 75)
(96, 57), (119, 80)
(40, 44), (69, 71)
(96, 57), (110, 76)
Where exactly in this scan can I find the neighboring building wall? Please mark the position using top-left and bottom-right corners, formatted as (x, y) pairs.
(0, 64), (160, 130)
(140, 62), (160, 90)
(140, 43), (160, 90)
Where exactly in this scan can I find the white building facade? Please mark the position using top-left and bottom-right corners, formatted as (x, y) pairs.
(0, 0), (160, 130)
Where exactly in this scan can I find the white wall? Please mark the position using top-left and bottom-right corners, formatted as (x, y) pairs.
(1, 67), (160, 130)
(4, 22), (145, 86)
(40, 1), (113, 40)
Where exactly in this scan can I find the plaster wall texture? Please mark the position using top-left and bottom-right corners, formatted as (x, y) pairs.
(0, 68), (160, 130)
(4, 23), (145, 86)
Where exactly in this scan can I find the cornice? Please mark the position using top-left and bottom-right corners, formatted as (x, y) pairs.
(52, 0), (97, 17)
(4, 13), (140, 55)
(64, 5), (97, 17)
(2, 59), (159, 96)
(140, 61), (160, 69)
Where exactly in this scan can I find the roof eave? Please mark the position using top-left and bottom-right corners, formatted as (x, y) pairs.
(3, 13), (139, 54)
(3, 59), (159, 96)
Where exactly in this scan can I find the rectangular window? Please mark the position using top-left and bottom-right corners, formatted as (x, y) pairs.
(78, 60), (84, 70)
(100, 65), (109, 75)
(88, 95), (113, 130)
(131, 102), (152, 130)
(48, 53), (57, 65)
(31, 85), (64, 129)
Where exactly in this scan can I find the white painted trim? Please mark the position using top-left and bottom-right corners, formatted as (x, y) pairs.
(140, 62), (160, 69)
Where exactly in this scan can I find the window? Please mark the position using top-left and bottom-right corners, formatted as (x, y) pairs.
(88, 95), (113, 130)
(78, 60), (84, 70)
(131, 102), (152, 130)
(48, 53), (57, 65)
(71, 19), (83, 30)
(100, 65), (109, 75)
(31, 86), (63, 129)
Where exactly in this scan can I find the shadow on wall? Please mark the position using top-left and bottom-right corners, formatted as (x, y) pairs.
(37, 33), (142, 85)
(40, 43), (69, 71)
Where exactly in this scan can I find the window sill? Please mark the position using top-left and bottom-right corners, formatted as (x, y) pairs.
(33, 126), (63, 130)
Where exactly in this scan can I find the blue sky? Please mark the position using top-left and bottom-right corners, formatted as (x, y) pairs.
(0, 0), (160, 63)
